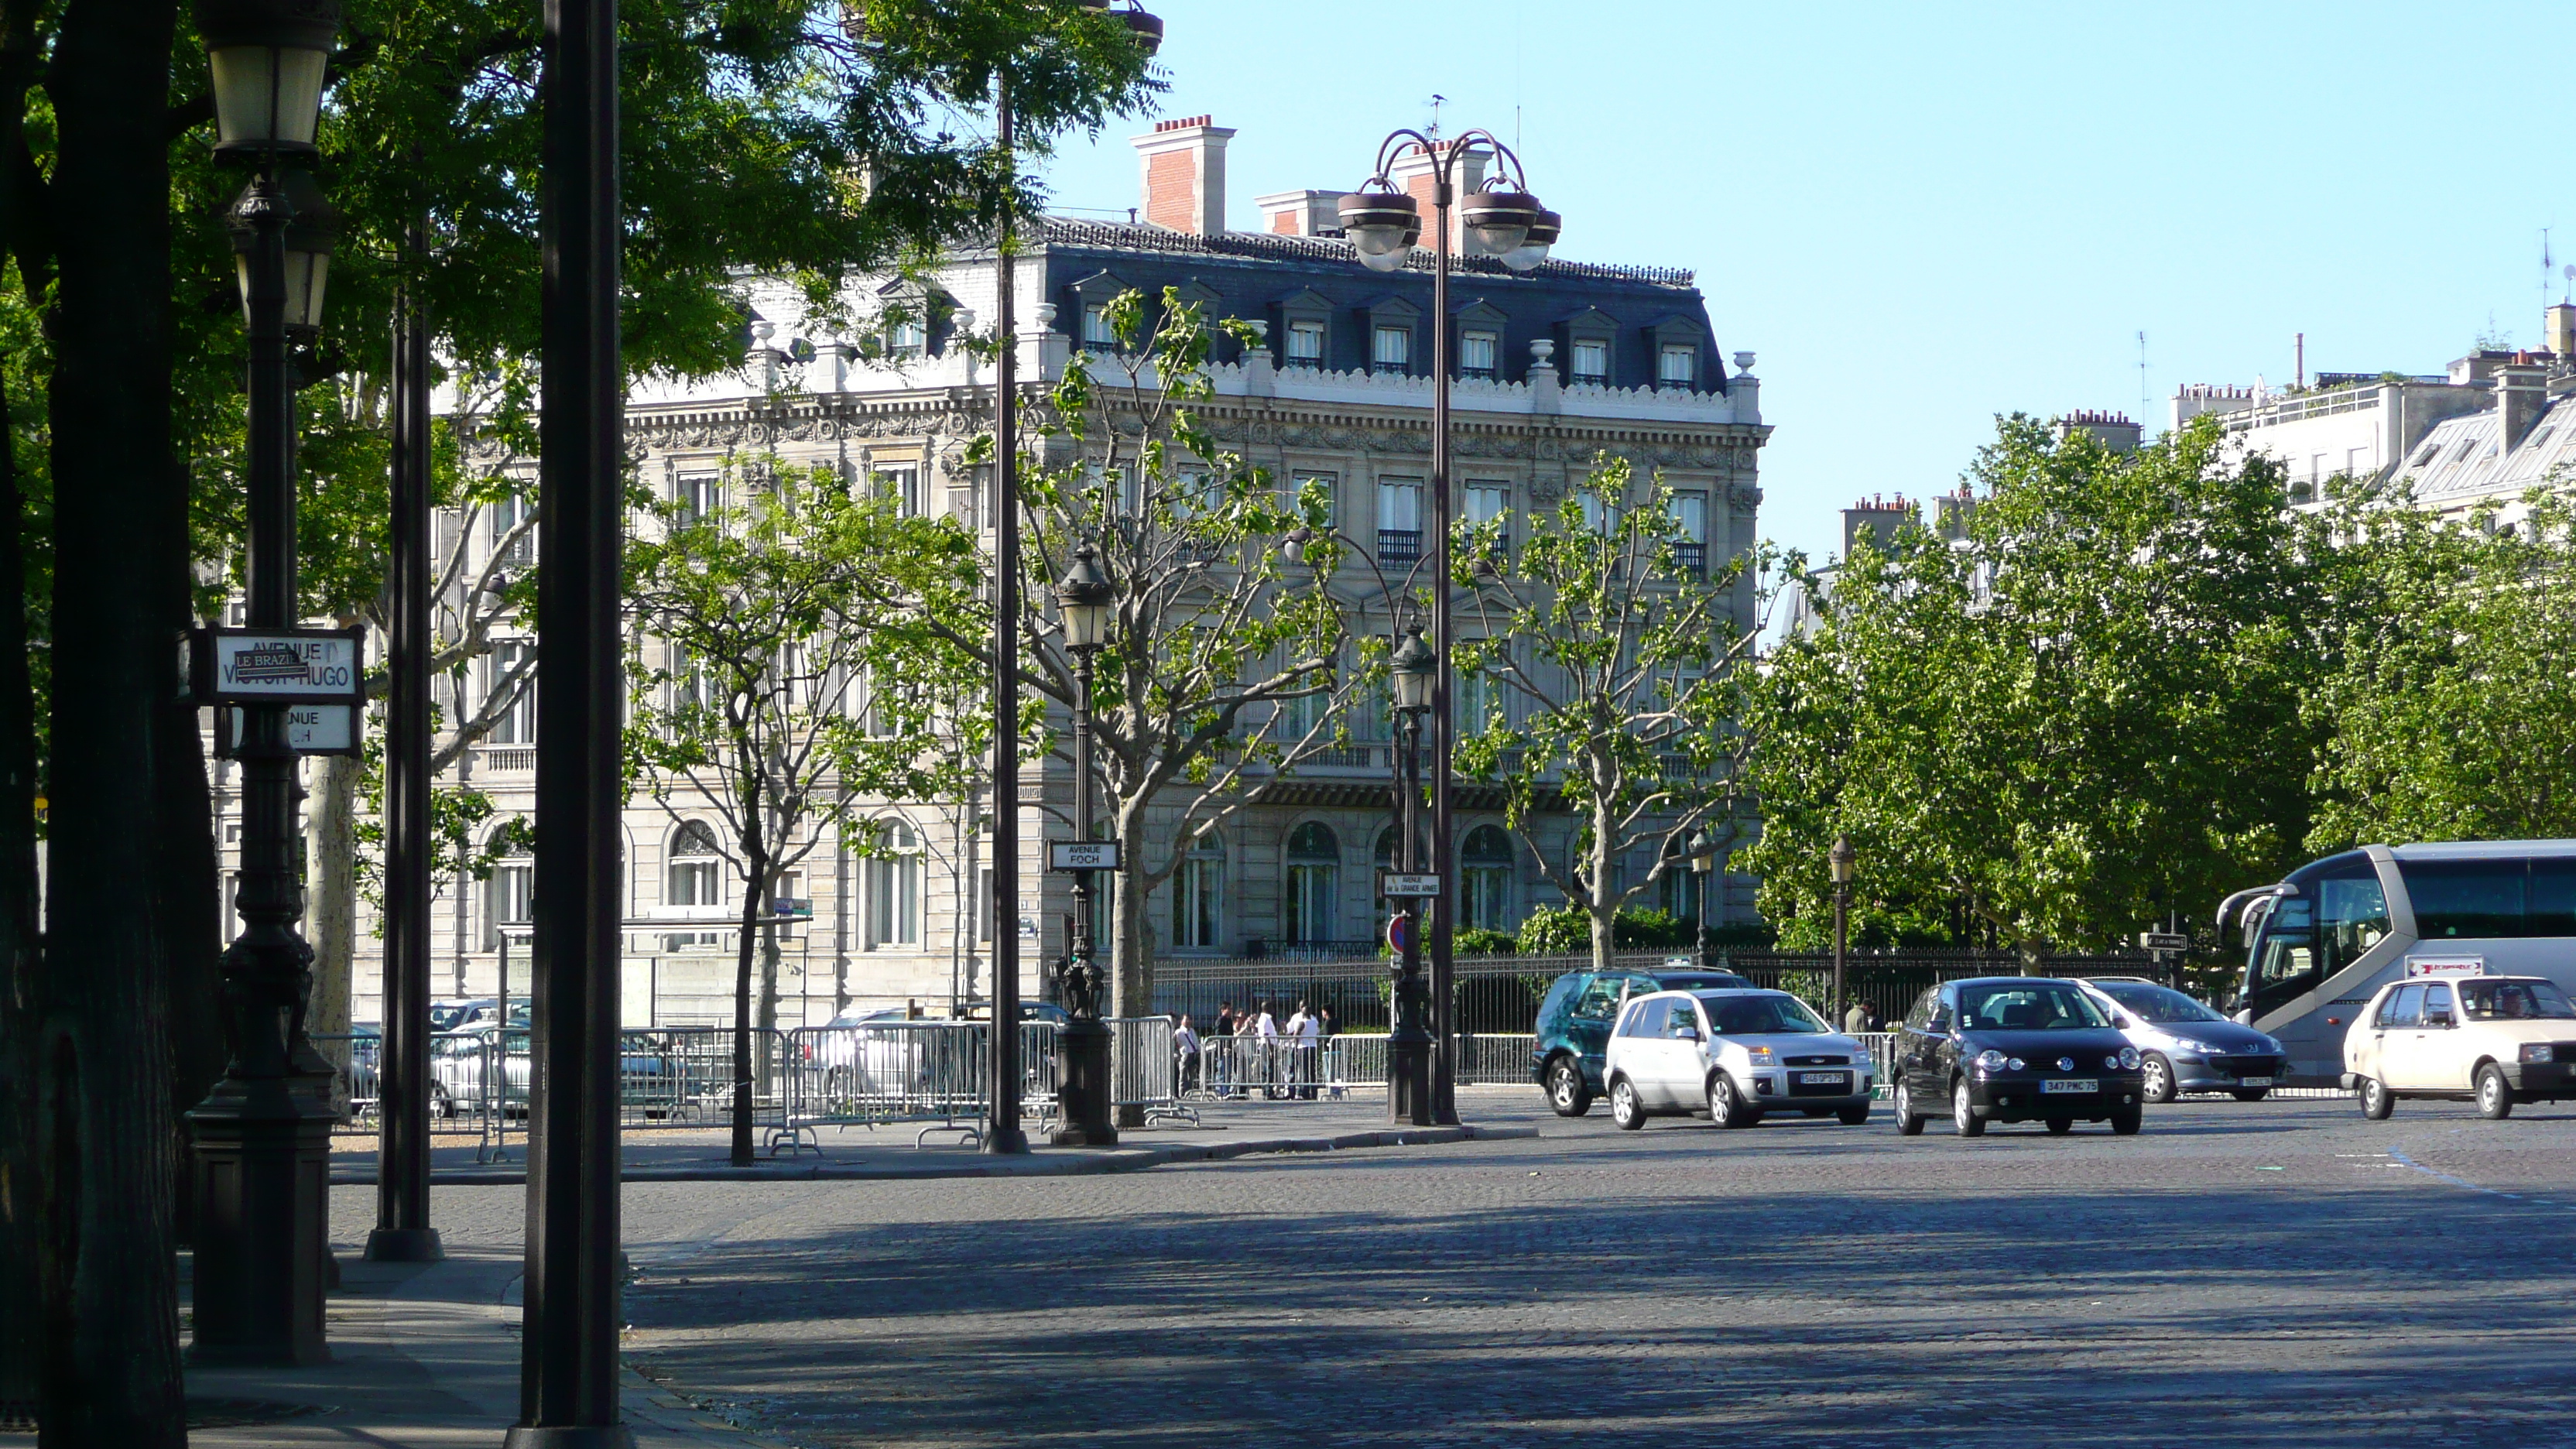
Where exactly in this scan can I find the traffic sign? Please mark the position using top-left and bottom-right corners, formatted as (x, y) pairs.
(770, 897), (814, 920)
(213, 702), (361, 759)
(1049, 841), (1120, 872)
(1386, 913), (1413, 952)
(190, 626), (366, 704)
(2137, 931), (2190, 953)
(1379, 871), (1441, 898)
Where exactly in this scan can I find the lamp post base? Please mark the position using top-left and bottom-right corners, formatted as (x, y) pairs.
(1050, 1018), (1118, 1147)
(362, 1226), (445, 1262)
(186, 1077), (338, 1367)
(1387, 1031), (1434, 1126)
(503, 1425), (639, 1448)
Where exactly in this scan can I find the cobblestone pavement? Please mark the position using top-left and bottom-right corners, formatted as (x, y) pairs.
(334, 1087), (2576, 1449)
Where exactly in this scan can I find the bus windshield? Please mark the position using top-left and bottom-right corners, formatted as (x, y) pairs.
(2459, 978), (2576, 1021)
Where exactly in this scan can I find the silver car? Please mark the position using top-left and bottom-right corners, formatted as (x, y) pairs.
(1603, 988), (1875, 1129)
(2077, 978), (2287, 1102)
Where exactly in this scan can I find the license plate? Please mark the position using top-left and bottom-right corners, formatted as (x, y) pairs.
(2239, 1075), (2273, 1087)
(2041, 1078), (2098, 1094)
(1797, 1071), (1847, 1085)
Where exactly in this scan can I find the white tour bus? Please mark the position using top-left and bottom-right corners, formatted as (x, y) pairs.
(2218, 841), (2576, 1084)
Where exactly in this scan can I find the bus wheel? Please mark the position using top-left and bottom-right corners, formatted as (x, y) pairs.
(2477, 1064), (2515, 1121)
(2359, 1075), (2394, 1120)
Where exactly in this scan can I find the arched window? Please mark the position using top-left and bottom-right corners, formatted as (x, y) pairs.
(1284, 822), (1340, 945)
(1170, 831), (1225, 951)
(666, 821), (725, 951)
(1461, 825), (1516, 933)
(866, 820), (921, 947)
(487, 834), (533, 950)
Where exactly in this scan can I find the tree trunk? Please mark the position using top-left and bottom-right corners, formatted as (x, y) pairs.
(1110, 797), (1150, 1019)
(37, 0), (188, 1436)
(306, 751), (361, 1108)
(0, 351), (41, 1427)
(728, 777), (766, 1166)
(151, 462), (225, 1251)
(1588, 797), (1617, 975)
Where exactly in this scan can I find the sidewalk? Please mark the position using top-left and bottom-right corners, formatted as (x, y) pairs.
(329, 1092), (1540, 1184)
(0, 1251), (780, 1448)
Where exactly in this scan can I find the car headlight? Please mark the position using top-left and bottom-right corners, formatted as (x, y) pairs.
(1746, 1046), (1775, 1065)
(2523, 1043), (2556, 1064)
(1975, 1049), (2008, 1073)
(2117, 1047), (2140, 1070)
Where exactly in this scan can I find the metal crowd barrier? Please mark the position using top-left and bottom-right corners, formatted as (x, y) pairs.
(774, 1019), (1066, 1153)
(1109, 1016), (1197, 1127)
(1187, 1034), (1343, 1101)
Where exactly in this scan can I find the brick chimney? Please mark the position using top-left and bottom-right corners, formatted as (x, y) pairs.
(1132, 115), (1235, 235)
(2496, 360), (2547, 450)
(1255, 189), (1341, 237)
(1387, 139), (1487, 252)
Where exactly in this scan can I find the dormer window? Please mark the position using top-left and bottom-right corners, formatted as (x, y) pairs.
(1372, 325), (1412, 374)
(1081, 303), (1118, 351)
(1659, 344), (1698, 390)
(1286, 319), (1325, 368)
(1571, 337), (1609, 386)
(886, 315), (926, 359)
(1460, 330), (1499, 379)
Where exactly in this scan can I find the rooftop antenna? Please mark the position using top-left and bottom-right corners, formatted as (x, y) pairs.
(2137, 330), (2148, 415)
(2546, 229), (2556, 322)
(2563, 262), (2572, 305)
(1427, 92), (1444, 139)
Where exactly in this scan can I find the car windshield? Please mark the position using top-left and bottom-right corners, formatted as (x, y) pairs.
(2101, 983), (2226, 1024)
(430, 1004), (479, 1031)
(1700, 993), (1828, 1035)
(2459, 978), (2576, 1021)
(1958, 983), (2110, 1031)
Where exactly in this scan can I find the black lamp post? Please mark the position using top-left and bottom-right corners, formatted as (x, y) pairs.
(1687, 827), (1718, 969)
(1386, 626), (1437, 1125)
(1050, 546), (1117, 1146)
(1830, 834), (1856, 1026)
(1341, 128), (1550, 1126)
(185, 0), (341, 1369)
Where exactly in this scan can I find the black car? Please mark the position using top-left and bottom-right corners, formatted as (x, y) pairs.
(1530, 961), (1752, 1115)
(1889, 977), (2146, 1137)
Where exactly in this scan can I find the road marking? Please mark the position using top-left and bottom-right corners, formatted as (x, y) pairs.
(2387, 1144), (2559, 1208)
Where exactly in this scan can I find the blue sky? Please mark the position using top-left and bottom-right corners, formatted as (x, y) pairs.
(1026, 1), (2576, 567)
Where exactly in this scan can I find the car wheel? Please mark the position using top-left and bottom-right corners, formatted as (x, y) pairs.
(2140, 1053), (2177, 1105)
(429, 1081), (451, 1119)
(2045, 1116), (2074, 1136)
(1952, 1079), (1985, 1138)
(1611, 1077), (1646, 1131)
(2109, 1105), (2143, 1136)
(1546, 1056), (1594, 1118)
(1838, 1103), (1871, 1126)
(1893, 1081), (1925, 1136)
(2477, 1063), (2515, 1121)
(2359, 1075), (2394, 1120)
(2231, 1088), (2269, 1103)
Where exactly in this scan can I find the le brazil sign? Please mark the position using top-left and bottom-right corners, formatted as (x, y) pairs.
(190, 626), (366, 704)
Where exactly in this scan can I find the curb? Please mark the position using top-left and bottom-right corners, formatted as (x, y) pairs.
(327, 1122), (1539, 1187)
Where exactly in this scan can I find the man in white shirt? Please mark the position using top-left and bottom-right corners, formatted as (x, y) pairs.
(1253, 1002), (1280, 1098)
(1288, 999), (1322, 1099)
(1173, 1013), (1203, 1094)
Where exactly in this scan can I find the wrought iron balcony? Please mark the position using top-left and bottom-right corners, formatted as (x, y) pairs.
(1378, 528), (1423, 565)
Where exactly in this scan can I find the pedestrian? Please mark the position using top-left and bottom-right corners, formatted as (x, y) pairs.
(1843, 998), (1869, 1034)
(1253, 1000), (1281, 1098)
(1317, 1005), (1337, 1039)
(1233, 1005), (1261, 1099)
(1213, 1002), (1238, 1096)
(1863, 1002), (1882, 1033)
(1173, 1013), (1203, 1094)
(1292, 999), (1322, 1099)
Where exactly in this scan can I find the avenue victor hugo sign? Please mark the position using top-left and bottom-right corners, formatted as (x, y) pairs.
(188, 625), (368, 758)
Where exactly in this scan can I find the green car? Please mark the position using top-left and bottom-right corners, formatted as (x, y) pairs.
(1531, 963), (1750, 1115)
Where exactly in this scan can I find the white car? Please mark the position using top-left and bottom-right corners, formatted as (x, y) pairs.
(2343, 971), (2576, 1120)
(1604, 988), (1874, 1130)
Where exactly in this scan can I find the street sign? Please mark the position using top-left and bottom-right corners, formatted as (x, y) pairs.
(213, 702), (361, 759)
(1386, 913), (1413, 952)
(190, 626), (366, 704)
(2137, 931), (2190, 953)
(1049, 841), (1120, 872)
(1379, 871), (1441, 898)
(770, 897), (814, 920)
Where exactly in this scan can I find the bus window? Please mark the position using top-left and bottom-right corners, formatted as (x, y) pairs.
(2400, 860), (2529, 938)
(2250, 896), (2317, 1004)
(2317, 872), (2389, 975)
(2530, 860), (2576, 935)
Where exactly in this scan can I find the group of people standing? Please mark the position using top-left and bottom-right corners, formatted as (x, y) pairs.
(1173, 999), (1337, 1099)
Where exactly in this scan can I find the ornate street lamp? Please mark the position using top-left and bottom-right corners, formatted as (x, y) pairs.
(226, 169), (336, 339)
(186, 0), (342, 1369)
(984, 0), (1161, 1153)
(1341, 124), (1554, 1126)
(1687, 827), (1718, 969)
(1050, 546), (1118, 1146)
(1385, 627), (1437, 1125)
(1830, 834), (1857, 1026)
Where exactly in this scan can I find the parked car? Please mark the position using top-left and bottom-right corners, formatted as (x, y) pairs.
(1530, 964), (1752, 1116)
(2341, 972), (2576, 1119)
(1889, 977), (2146, 1137)
(2076, 977), (2286, 1102)
(1602, 988), (1874, 1130)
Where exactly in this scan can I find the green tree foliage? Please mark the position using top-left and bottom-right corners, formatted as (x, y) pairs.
(1454, 455), (1768, 975)
(2307, 487), (2576, 845)
(1744, 416), (2320, 957)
